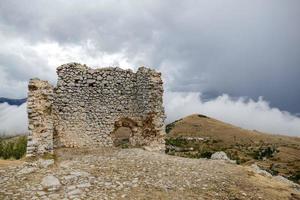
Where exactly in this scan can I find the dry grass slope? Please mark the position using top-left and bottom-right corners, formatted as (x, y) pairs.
(166, 114), (300, 183)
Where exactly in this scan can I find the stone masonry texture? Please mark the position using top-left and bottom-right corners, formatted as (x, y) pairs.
(26, 79), (54, 156)
(27, 63), (166, 156)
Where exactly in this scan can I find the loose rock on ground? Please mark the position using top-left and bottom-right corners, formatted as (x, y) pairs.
(0, 148), (299, 200)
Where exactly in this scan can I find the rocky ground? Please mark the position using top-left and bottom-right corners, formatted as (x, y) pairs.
(0, 147), (300, 200)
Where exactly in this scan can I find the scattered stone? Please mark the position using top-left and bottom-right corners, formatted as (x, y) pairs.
(77, 183), (91, 188)
(67, 185), (76, 191)
(273, 175), (300, 190)
(1, 141), (299, 199)
(38, 159), (54, 168)
(41, 175), (61, 191)
(48, 193), (60, 199)
(250, 164), (272, 177)
(211, 151), (230, 161)
(70, 171), (90, 177)
(67, 188), (82, 196)
(36, 191), (46, 196)
(17, 167), (37, 175)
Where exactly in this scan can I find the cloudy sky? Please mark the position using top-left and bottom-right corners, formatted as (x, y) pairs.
(0, 0), (300, 136)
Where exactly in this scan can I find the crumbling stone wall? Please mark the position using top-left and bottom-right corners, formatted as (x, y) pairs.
(27, 63), (166, 156)
(26, 79), (54, 156)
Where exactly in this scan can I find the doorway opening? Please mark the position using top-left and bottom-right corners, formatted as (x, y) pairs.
(112, 127), (132, 147)
(111, 118), (138, 147)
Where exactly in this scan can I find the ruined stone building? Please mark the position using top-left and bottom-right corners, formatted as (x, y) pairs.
(26, 63), (165, 156)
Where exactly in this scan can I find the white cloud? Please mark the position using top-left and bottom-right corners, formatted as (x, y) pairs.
(1, 91), (300, 137)
(30, 40), (134, 70)
(164, 92), (300, 136)
(0, 32), (136, 98)
(0, 103), (28, 137)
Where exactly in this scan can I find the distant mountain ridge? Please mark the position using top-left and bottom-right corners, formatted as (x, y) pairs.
(0, 98), (27, 106)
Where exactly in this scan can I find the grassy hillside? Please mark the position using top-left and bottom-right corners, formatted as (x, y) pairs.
(166, 114), (300, 183)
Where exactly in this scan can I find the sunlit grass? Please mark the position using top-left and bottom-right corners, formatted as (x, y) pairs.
(0, 136), (27, 159)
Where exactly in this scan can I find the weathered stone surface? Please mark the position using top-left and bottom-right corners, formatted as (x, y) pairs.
(273, 175), (300, 190)
(211, 151), (230, 161)
(17, 167), (37, 175)
(38, 159), (54, 168)
(250, 164), (272, 177)
(27, 63), (166, 156)
(41, 175), (61, 191)
(26, 79), (54, 156)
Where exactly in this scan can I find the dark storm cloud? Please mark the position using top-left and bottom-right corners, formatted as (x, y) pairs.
(0, 0), (300, 135)
(2, 0), (299, 112)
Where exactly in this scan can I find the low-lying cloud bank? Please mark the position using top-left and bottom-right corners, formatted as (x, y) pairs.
(0, 103), (28, 137)
(164, 92), (300, 136)
(1, 92), (300, 137)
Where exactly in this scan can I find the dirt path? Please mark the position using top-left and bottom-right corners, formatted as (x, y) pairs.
(0, 148), (299, 200)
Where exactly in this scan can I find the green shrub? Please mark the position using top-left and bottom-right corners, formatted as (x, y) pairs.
(165, 123), (174, 134)
(3, 141), (14, 159)
(165, 138), (188, 147)
(198, 114), (209, 118)
(13, 136), (27, 159)
(289, 171), (300, 183)
(0, 136), (27, 160)
(250, 145), (278, 160)
(199, 151), (213, 158)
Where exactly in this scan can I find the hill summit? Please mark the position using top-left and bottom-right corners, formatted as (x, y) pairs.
(166, 114), (300, 184)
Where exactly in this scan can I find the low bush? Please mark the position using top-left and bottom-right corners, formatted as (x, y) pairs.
(199, 151), (213, 158)
(289, 171), (300, 184)
(197, 114), (209, 118)
(251, 146), (278, 160)
(0, 136), (27, 159)
(165, 137), (189, 147)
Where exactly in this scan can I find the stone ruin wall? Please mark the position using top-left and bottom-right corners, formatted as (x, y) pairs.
(26, 79), (54, 156)
(26, 63), (166, 156)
